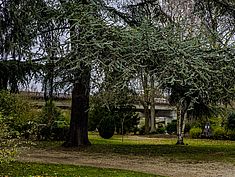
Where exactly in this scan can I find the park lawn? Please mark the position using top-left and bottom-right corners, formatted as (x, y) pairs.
(0, 162), (161, 177)
(34, 133), (235, 164)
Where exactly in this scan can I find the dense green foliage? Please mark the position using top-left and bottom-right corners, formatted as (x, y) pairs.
(190, 127), (202, 139)
(213, 127), (227, 140)
(227, 112), (235, 130)
(227, 130), (235, 140)
(0, 91), (39, 138)
(37, 101), (69, 140)
(166, 120), (177, 134)
(0, 92), (68, 140)
(98, 117), (115, 139)
(0, 113), (17, 164)
(0, 0), (235, 145)
(89, 92), (139, 135)
(155, 127), (166, 134)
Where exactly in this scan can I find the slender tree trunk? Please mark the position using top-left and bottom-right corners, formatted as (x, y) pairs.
(150, 74), (156, 133)
(144, 105), (150, 134)
(176, 105), (188, 145)
(48, 63), (54, 103)
(142, 71), (150, 134)
(121, 117), (125, 142)
(10, 77), (19, 93)
(63, 67), (91, 147)
(176, 106), (184, 145)
(181, 111), (187, 136)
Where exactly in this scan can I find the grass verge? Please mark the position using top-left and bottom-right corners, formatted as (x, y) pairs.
(0, 162), (162, 177)
(33, 133), (235, 164)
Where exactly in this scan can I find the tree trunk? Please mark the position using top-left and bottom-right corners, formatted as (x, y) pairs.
(0, 75), (8, 90)
(60, 0), (92, 147)
(10, 77), (19, 93)
(63, 67), (91, 147)
(142, 71), (150, 134)
(181, 111), (187, 137)
(144, 105), (150, 134)
(176, 106), (184, 145)
(176, 106), (187, 145)
(150, 74), (156, 133)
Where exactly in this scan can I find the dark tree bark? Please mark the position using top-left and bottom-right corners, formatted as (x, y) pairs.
(141, 70), (150, 134)
(0, 75), (8, 91)
(63, 66), (91, 147)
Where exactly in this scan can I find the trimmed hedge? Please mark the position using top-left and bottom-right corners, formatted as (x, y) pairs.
(98, 118), (115, 139)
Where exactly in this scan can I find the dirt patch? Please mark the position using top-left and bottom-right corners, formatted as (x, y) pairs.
(17, 148), (235, 177)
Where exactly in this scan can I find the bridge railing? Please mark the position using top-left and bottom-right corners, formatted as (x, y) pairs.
(19, 91), (72, 99)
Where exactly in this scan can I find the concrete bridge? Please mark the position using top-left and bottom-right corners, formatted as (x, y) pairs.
(21, 91), (177, 125)
(135, 103), (177, 126)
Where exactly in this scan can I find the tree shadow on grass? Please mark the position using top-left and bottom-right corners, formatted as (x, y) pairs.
(82, 143), (235, 162)
(33, 139), (235, 163)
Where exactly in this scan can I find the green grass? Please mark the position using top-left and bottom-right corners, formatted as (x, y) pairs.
(0, 162), (161, 177)
(3, 134), (235, 177)
(34, 133), (235, 164)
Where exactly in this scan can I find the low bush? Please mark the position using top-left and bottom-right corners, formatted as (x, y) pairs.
(38, 101), (65, 125)
(139, 126), (145, 135)
(98, 118), (115, 139)
(227, 130), (235, 140)
(51, 121), (69, 140)
(213, 127), (226, 140)
(37, 124), (51, 140)
(37, 101), (69, 140)
(166, 120), (177, 134)
(227, 112), (235, 130)
(184, 123), (191, 133)
(0, 141), (17, 164)
(156, 127), (166, 134)
(89, 95), (139, 134)
(189, 127), (202, 139)
(0, 113), (17, 164)
(0, 91), (39, 139)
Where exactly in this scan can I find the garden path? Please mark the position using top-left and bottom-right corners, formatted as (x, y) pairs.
(17, 147), (235, 177)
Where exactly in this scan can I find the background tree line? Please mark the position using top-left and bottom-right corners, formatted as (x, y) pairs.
(0, 0), (234, 146)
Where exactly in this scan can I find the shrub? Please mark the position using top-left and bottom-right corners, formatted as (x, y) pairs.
(166, 120), (177, 134)
(189, 127), (202, 139)
(0, 141), (17, 164)
(0, 91), (39, 139)
(227, 112), (235, 130)
(89, 94), (139, 134)
(88, 106), (108, 131)
(156, 127), (166, 134)
(51, 121), (69, 140)
(0, 113), (17, 163)
(227, 130), (235, 140)
(98, 118), (115, 139)
(37, 101), (68, 140)
(213, 127), (226, 140)
(184, 123), (191, 133)
(0, 112), (8, 138)
(190, 122), (202, 129)
(39, 101), (65, 125)
(139, 126), (145, 135)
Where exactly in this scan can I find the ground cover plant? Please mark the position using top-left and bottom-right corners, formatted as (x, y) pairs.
(0, 162), (161, 177)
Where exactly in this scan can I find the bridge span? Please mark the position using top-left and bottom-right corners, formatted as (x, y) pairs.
(21, 91), (177, 125)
